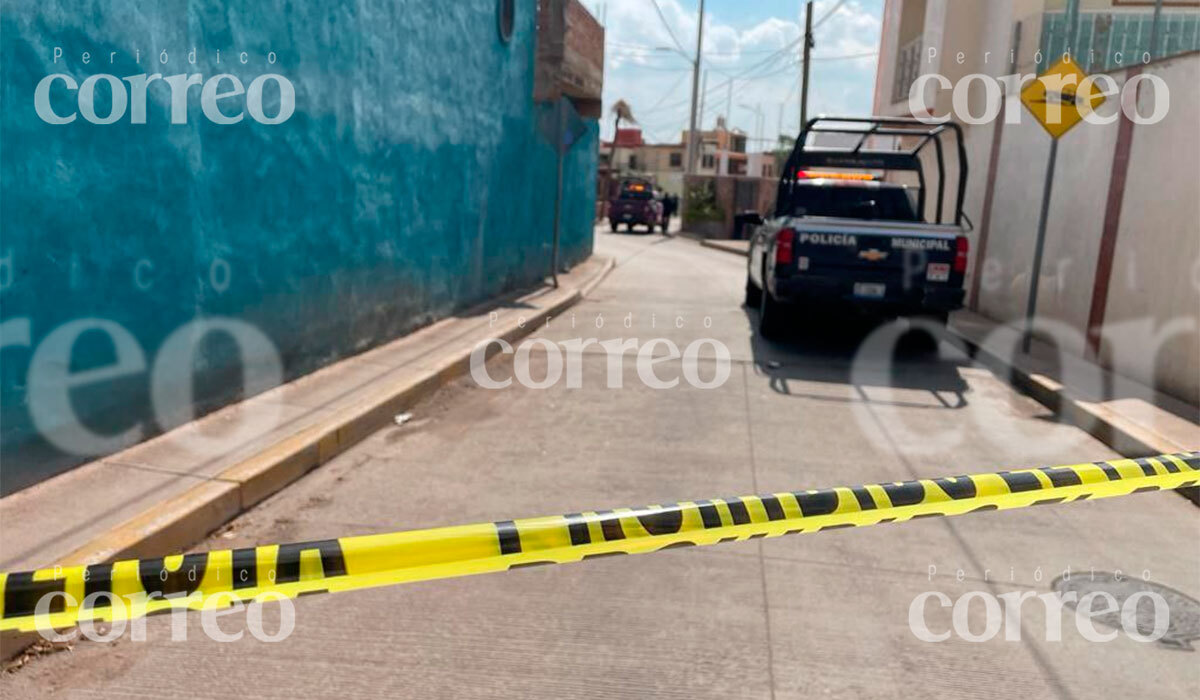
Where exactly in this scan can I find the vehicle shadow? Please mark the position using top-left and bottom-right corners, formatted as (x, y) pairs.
(742, 305), (971, 410)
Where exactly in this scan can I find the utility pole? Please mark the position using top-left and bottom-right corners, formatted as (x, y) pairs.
(696, 69), (708, 137)
(740, 103), (764, 147)
(725, 80), (733, 128)
(685, 0), (706, 176)
(799, 1), (814, 133)
(776, 102), (785, 146)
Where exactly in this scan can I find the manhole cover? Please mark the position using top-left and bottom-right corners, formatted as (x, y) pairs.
(1052, 572), (1200, 651)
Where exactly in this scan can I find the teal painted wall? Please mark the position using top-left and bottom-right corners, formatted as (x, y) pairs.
(0, 0), (598, 493)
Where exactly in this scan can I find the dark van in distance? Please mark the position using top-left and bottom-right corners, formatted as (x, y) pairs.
(609, 178), (664, 233)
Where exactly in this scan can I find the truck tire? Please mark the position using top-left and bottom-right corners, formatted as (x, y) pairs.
(758, 286), (787, 339)
(744, 275), (762, 308)
(900, 314), (948, 354)
(610, 220), (618, 233)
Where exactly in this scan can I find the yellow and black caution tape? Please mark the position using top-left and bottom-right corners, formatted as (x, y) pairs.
(2, 452), (1196, 633)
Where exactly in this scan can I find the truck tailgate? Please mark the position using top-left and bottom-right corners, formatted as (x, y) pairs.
(787, 218), (962, 277)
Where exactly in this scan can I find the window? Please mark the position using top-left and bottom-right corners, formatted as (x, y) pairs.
(628, 155), (639, 171)
(892, 35), (922, 104)
(782, 185), (919, 222)
(669, 152), (683, 168)
(701, 154), (715, 169)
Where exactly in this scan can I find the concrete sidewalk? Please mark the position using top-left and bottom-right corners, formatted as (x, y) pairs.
(672, 236), (1198, 474)
(0, 256), (614, 577)
(951, 310), (1200, 494)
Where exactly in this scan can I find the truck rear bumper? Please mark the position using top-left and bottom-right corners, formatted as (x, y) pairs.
(771, 274), (964, 315)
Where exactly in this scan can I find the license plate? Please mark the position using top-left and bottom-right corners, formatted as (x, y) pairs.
(853, 282), (886, 298)
(926, 263), (950, 282)
(622, 214), (633, 219)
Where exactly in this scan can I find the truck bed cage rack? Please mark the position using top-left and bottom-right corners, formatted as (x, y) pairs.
(777, 116), (968, 226)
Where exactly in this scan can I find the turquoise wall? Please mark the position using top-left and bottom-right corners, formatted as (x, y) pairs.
(0, 0), (598, 493)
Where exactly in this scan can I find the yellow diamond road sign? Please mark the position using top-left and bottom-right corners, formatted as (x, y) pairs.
(1020, 58), (1107, 140)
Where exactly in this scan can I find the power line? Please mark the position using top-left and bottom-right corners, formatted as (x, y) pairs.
(611, 40), (810, 57)
(813, 0), (848, 29)
(613, 62), (694, 72)
(637, 47), (875, 120)
(813, 51), (877, 61)
(613, 0), (848, 59)
(624, 2), (869, 143)
(644, 70), (691, 113)
(649, 0), (688, 55)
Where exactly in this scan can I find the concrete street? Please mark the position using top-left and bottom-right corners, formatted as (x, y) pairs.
(6, 231), (1198, 699)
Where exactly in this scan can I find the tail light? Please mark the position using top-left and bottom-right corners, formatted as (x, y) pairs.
(796, 170), (875, 181)
(954, 235), (969, 274)
(776, 228), (796, 265)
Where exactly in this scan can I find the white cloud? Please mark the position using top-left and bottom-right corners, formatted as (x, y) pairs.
(594, 0), (882, 147)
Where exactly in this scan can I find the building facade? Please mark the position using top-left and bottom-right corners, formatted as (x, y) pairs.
(599, 117), (784, 199)
(0, 0), (604, 493)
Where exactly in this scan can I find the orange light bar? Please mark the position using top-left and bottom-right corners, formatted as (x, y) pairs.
(796, 170), (875, 181)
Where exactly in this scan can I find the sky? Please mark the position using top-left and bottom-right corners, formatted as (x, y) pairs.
(585, 0), (884, 148)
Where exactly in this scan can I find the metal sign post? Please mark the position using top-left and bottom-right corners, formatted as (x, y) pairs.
(551, 103), (566, 288)
(1024, 139), (1058, 353)
(1017, 0), (1091, 353)
(537, 98), (588, 288)
(1017, 13), (1113, 353)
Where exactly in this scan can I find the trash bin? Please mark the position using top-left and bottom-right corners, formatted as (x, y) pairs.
(732, 211), (764, 240)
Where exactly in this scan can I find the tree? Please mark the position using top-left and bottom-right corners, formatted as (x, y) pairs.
(608, 99), (636, 194)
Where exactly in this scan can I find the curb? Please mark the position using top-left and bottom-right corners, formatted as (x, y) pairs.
(699, 239), (750, 257)
(949, 326), (1200, 506)
(55, 256), (616, 568)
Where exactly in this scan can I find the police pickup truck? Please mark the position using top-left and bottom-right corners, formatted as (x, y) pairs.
(746, 117), (971, 338)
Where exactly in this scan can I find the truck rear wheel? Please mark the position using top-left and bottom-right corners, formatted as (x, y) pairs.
(744, 276), (762, 308)
(899, 314), (948, 354)
(758, 287), (787, 339)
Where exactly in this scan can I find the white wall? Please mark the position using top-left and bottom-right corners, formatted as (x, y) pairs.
(872, 3), (1198, 404)
(973, 52), (1200, 405)
(1101, 56), (1200, 404)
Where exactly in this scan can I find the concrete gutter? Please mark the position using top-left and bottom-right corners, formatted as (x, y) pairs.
(683, 239), (1198, 499)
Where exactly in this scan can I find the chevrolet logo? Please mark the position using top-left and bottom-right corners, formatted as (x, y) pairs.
(858, 249), (889, 262)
